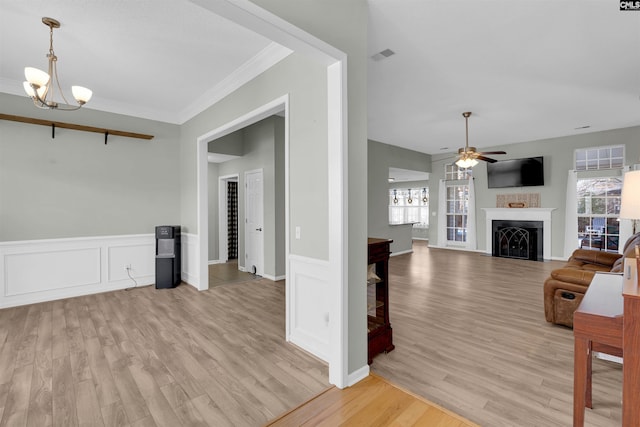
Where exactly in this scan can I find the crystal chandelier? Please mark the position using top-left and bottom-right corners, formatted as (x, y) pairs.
(23, 17), (92, 110)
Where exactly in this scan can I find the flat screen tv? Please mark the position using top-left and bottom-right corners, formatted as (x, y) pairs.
(487, 156), (544, 188)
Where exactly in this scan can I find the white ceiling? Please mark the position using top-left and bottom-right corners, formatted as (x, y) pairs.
(368, 0), (640, 155)
(1, 1), (639, 155)
(0, 0), (290, 124)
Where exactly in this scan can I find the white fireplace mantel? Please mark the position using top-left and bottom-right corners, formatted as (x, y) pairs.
(482, 208), (556, 260)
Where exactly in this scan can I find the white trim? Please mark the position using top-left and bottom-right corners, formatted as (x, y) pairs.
(347, 366), (370, 387)
(208, 260), (225, 265)
(197, 96), (288, 293)
(327, 59), (350, 388)
(263, 274), (286, 282)
(390, 249), (413, 257)
(594, 352), (623, 364)
(427, 245), (486, 254)
(208, 153), (241, 163)
(0, 44), (292, 126)
(177, 42), (292, 124)
(192, 0), (350, 388)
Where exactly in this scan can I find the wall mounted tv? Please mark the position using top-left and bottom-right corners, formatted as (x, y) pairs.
(487, 156), (544, 188)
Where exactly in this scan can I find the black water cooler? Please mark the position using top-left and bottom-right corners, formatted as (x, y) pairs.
(155, 226), (181, 289)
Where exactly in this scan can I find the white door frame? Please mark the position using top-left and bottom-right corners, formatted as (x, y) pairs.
(218, 174), (239, 264)
(193, 0), (349, 388)
(244, 169), (264, 276)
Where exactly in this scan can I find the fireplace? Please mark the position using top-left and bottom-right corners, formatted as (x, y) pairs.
(482, 208), (555, 260)
(492, 220), (543, 261)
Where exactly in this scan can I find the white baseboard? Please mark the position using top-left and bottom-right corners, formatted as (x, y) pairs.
(390, 249), (413, 257)
(208, 259), (225, 265)
(594, 352), (623, 364)
(428, 244), (485, 254)
(347, 364), (370, 387)
(263, 273), (286, 281)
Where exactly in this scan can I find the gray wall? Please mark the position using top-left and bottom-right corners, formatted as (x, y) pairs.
(368, 140), (432, 254)
(207, 116), (285, 279)
(429, 125), (640, 258)
(0, 93), (181, 241)
(206, 0), (370, 375)
(180, 52), (328, 257)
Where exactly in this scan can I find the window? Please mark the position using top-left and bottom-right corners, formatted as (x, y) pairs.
(575, 145), (624, 171)
(577, 177), (622, 252)
(445, 164), (472, 180)
(443, 164), (471, 243)
(389, 188), (429, 226)
(446, 184), (469, 243)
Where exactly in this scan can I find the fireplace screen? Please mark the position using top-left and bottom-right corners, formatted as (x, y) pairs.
(492, 220), (543, 261)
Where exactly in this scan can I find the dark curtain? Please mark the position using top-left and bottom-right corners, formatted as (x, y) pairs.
(227, 181), (238, 260)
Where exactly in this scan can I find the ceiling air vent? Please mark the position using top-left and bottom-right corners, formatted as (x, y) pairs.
(371, 49), (395, 61)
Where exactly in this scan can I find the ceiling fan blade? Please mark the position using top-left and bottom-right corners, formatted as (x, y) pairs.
(477, 151), (506, 155)
(476, 155), (498, 163)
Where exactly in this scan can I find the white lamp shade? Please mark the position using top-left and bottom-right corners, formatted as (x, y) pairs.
(620, 170), (640, 220)
(71, 86), (93, 103)
(455, 157), (479, 169)
(23, 81), (35, 97)
(24, 67), (50, 87)
(23, 81), (48, 98)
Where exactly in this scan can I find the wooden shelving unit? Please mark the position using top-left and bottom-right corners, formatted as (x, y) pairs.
(367, 237), (394, 364)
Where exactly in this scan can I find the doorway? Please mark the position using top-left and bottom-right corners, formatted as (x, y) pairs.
(218, 174), (240, 264)
(245, 169), (264, 276)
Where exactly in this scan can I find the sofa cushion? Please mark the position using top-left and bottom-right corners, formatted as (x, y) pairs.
(550, 268), (595, 286)
(569, 249), (621, 268)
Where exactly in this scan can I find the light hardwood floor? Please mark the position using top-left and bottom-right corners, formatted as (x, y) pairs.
(0, 277), (329, 426)
(0, 243), (623, 426)
(266, 373), (479, 427)
(372, 240), (622, 427)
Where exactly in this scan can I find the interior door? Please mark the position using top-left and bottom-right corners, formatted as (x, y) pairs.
(245, 169), (264, 276)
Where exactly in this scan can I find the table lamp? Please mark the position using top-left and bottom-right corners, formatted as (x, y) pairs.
(620, 170), (640, 285)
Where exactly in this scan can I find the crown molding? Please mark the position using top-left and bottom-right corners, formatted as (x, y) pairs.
(0, 42), (292, 125)
(175, 42), (292, 124)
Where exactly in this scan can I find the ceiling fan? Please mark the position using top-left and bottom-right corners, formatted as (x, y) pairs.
(455, 112), (506, 168)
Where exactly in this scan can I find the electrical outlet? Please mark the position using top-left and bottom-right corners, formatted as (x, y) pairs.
(124, 264), (131, 271)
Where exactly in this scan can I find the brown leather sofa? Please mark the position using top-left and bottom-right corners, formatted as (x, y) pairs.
(544, 232), (640, 328)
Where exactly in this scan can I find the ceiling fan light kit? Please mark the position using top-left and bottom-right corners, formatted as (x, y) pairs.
(23, 17), (92, 111)
(454, 111), (506, 169)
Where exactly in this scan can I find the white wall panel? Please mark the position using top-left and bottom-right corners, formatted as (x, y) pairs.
(5, 248), (101, 296)
(288, 255), (330, 362)
(0, 234), (180, 308)
(181, 233), (200, 289)
(107, 243), (155, 282)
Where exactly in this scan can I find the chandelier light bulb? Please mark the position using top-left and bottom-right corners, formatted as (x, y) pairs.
(23, 17), (92, 111)
(72, 86), (93, 104)
(24, 67), (50, 87)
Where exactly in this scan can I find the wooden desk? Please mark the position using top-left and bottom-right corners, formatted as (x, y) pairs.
(622, 264), (640, 426)
(573, 273), (623, 427)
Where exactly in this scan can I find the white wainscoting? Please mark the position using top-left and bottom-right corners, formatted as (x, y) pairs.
(0, 234), (158, 309)
(288, 255), (331, 363)
(180, 233), (199, 289)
